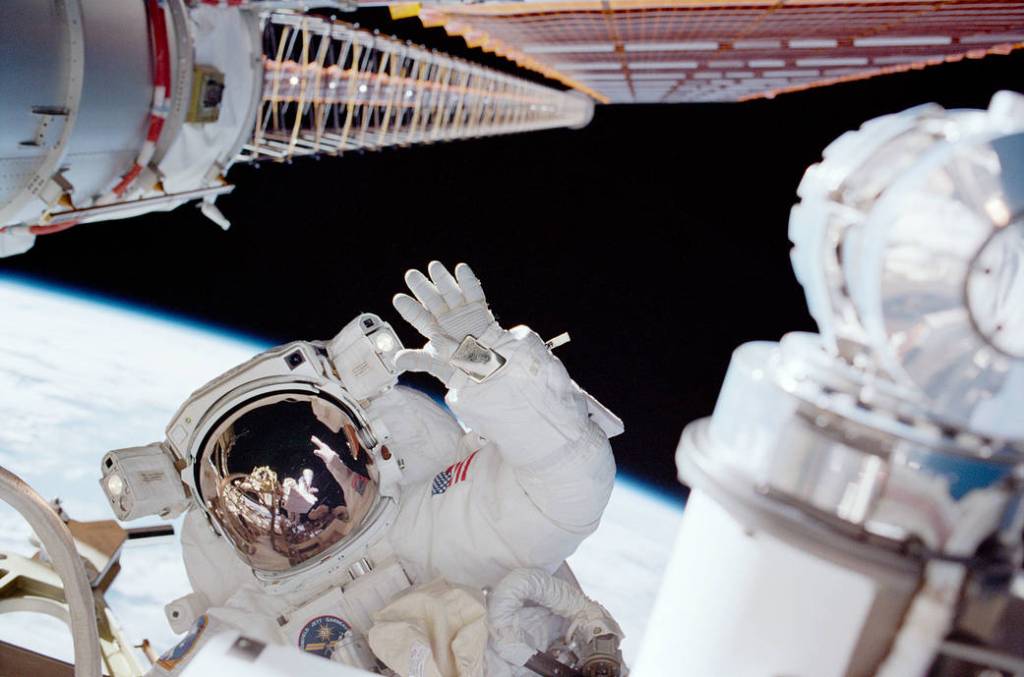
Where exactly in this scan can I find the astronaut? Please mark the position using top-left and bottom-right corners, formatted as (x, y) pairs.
(99, 262), (625, 676)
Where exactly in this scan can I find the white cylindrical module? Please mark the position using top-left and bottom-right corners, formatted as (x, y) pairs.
(0, 0), (148, 228)
(51, 1), (154, 206)
(0, 0), (84, 228)
(635, 489), (919, 677)
(638, 94), (1024, 677)
(0, 0), (260, 255)
(638, 335), (1024, 676)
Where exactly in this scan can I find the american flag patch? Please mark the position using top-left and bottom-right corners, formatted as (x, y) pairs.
(431, 451), (479, 496)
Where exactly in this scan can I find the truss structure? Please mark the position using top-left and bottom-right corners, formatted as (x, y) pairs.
(243, 12), (592, 161)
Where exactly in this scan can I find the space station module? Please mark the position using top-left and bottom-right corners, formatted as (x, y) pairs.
(0, 1), (592, 256)
(637, 91), (1024, 676)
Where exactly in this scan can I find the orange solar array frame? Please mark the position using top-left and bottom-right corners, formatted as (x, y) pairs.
(396, 0), (1024, 103)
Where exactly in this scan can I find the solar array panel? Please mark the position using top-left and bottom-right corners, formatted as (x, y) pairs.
(399, 0), (1024, 103)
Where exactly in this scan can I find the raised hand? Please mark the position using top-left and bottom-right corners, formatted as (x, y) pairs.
(310, 435), (340, 465)
(391, 261), (504, 384)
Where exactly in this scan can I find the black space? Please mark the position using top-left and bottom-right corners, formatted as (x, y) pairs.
(3, 30), (1022, 500)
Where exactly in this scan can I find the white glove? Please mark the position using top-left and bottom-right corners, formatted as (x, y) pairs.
(311, 435), (344, 471)
(392, 261), (505, 385)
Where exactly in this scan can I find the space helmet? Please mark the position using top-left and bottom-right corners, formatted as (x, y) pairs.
(195, 389), (380, 573)
(99, 312), (467, 584)
(100, 314), (415, 580)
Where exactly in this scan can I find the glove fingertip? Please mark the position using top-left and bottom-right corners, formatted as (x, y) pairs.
(392, 294), (424, 322)
(405, 268), (428, 286)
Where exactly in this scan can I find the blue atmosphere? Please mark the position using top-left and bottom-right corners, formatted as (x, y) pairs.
(0, 271), (686, 512)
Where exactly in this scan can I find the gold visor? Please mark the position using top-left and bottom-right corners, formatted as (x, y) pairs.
(197, 392), (378, 572)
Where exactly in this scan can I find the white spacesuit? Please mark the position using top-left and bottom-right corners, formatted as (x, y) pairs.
(99, 262), (625, 676)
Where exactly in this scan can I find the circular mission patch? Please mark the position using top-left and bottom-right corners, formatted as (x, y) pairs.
(298, 614), (350, 658)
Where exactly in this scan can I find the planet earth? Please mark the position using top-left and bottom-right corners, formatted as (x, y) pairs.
(0, 274), (684, 670)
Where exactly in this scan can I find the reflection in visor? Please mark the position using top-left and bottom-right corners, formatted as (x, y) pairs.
(198, 393), (378, 572)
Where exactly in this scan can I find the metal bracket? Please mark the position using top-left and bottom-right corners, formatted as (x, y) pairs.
(450, 335), (507, 383)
